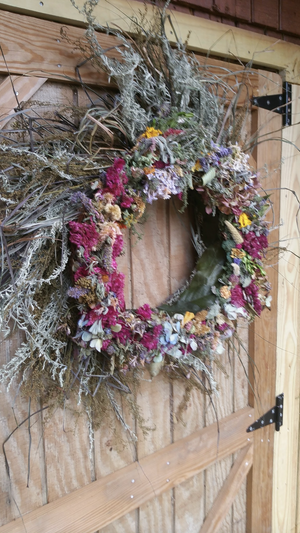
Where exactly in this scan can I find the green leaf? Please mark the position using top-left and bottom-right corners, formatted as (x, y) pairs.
(160, 244), (226, 315)
(202, 167), (216, 186)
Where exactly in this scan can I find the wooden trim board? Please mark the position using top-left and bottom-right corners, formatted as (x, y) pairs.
(0, 0), (300, 83)
(0, 9), (260, 101)
(272, 84), (300, 533)
(0, 407), (253, 533)
(247, 71), (282, 533)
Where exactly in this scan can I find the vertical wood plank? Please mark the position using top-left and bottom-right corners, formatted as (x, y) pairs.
(272, 85), (300, 533)
(131, 200), (170, 308)
(231, 319), (249, 532)
(169, 198), (206, 533)
(94, 226), (136, 533)
(132, 200), (173, 533)
(247, 71), (282, 533)
(79, 83), (137, 532)
(32, 81), (93, 507)
(205, 346), (234, 533)
(0, 331), (46, 525)
(43, 405), (92, 502)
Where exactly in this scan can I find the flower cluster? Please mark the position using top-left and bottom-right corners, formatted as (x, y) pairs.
(67, 120), (271, 379)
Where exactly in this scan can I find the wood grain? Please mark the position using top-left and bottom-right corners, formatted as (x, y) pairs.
(0, 407), (253, 533)
(247, 71), (282, 533)
(272, 84), (300, 533)
(0, 10), (120, 86)
(0, 331), (46, 525)
(0, 75), (46, 128)
(232, 322), (249, 532)
(0, 2), (300, 83)
(131, 200), (173, 532)
(201, 445), (253, 533)
(0, 8), (260, 102)
(26, 81), (93, 508)
(169, 197), (206, 533)
(205, 344), (234, 533)
(80, 80), (136, 533)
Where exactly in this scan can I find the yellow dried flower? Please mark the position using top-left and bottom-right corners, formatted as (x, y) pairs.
(143, 166), (155, 175)
(231, 248), (246, 259)
(220, 286), (231, 299)
(192, 310), (210, 336)
(141, 127), (162, 139)
(182, 311), (195, 326)
(192, 160), (202, 172)
(239, 213), (252, 228)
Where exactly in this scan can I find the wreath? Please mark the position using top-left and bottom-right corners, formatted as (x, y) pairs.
(0, 4), (271, 425)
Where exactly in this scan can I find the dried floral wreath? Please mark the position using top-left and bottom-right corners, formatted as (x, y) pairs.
(0, 2), (271, 427)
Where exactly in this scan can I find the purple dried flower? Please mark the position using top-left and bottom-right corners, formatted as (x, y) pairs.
(68, 286), (88, 299)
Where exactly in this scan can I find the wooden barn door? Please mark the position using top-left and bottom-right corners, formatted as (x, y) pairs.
(0, 9), (287, 533)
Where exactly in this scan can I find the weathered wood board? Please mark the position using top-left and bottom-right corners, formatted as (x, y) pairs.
(1, 1), (300, 84)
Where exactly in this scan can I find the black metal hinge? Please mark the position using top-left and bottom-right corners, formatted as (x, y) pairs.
(252, 82), (292, 127)
(246, 393), (284, 433)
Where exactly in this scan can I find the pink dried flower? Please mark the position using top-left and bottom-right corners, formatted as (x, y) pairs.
(244, 282), (262, 315)
(109, 271), (125, 309)
(121, 195), (134, 208)
(113, 323), (133, 345)
(140, 325), (162, 350)
(230, 285), (245, 308)
(163, 128), (184, 137)
(69, 219), (99, 259)
(153, 160), (168, 169)
(242, 231), (268, 259)
(136, 304), (152, 320)
(112, 234), (124, 260)
(104, 158), (128, 198)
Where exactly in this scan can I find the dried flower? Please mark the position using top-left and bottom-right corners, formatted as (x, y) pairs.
(231, 248), (246, 259)
(141, 127), (162, 138)
(224, 220), (243, 244)
(220, 286), (231, 299)
(239, 213), (252, 228)
(182, 311), (195, 326)
(104, 204), (122, 221)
